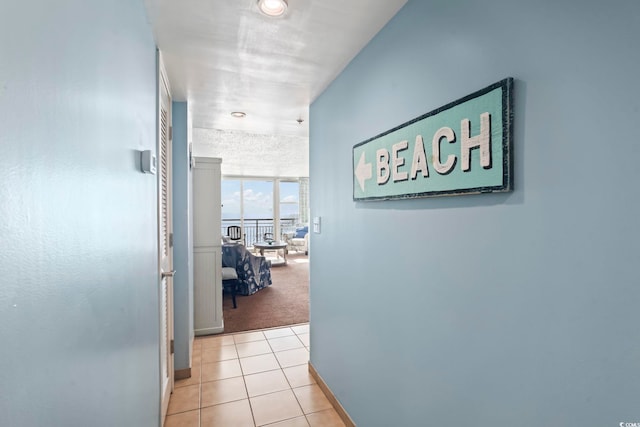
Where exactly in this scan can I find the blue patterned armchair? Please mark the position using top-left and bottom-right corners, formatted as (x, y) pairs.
(221, 243), (272, 296)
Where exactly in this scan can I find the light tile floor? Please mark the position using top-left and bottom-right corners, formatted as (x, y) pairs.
(165, 323), (345, 427)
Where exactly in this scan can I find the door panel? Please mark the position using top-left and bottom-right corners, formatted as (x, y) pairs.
(158, 58), (174, 426)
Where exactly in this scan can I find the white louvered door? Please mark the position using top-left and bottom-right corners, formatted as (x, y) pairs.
(158, 58), (174, 426)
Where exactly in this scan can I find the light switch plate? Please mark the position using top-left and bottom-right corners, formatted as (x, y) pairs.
(313, 216), (321, 234)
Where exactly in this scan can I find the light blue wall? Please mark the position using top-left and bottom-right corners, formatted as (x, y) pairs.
(0, 1), (160, 426)
(309, 0), (640, 426)
(172, 101), (194, 371)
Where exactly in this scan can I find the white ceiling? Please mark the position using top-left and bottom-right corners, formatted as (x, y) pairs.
(143, 0), (407, 176)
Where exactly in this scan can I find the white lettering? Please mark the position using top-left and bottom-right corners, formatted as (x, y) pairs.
(432, 127), (456, 175)
(461, 112), (491, 171)
(376, 149), (390, 185)
(392, 140), (409, 182)
(410, 135), (429, 179)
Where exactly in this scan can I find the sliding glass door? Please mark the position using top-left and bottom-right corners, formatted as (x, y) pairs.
(242, 180), (273, 244)
(221, 178), (307, 246)
(221, 179), (241, 239)
(279, 181), (299, 236)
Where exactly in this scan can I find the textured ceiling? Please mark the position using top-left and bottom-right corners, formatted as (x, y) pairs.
(193, 128), (308, 177)
(143, 0), (407, 176)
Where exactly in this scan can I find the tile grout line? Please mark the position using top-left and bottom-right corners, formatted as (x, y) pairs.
(244, 337), (307, 426)
(198, 374), (202, 427)
(237, 340), (259, 427)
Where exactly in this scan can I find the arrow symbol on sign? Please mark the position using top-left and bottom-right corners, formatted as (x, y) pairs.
(355, 152), (372, 192)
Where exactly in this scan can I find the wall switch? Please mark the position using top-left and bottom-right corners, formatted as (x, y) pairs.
(313, 217), (321, 234)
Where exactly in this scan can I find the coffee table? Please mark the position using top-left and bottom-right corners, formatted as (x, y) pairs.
(253, 241), (288, 266)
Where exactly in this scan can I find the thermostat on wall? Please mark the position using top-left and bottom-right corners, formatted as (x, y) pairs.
(141, 150), (156, 175)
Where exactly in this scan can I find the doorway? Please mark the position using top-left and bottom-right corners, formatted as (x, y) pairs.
(220, 177), (310, 333)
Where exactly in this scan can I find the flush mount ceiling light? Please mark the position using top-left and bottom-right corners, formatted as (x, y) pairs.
(257, 0), (288, 17)
(230, 111), (246, 118)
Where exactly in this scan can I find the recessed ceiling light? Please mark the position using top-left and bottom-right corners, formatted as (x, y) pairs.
(231, 111), (246, 118)
(257, 0), (288, 17)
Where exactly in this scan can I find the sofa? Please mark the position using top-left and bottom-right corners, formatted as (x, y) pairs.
(285, 226), (309, 255)
(221, 243), (272, 295)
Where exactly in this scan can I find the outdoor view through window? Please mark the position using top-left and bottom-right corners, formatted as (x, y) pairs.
(221, 179), (301, 244)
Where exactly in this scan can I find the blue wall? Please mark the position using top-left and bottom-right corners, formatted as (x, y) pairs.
(309, 0), (640, 425)
(0, 1), (160, 426)
(172, 102), (195, 371)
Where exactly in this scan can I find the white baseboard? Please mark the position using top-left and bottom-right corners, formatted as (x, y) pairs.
(194, 325), (225, 336)
(308, 362), (356, 427)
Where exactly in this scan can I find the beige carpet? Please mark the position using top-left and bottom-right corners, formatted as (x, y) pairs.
(222, 252), (309, 333)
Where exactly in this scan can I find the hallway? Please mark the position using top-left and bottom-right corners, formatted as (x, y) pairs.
(165, 324), (344, 427)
